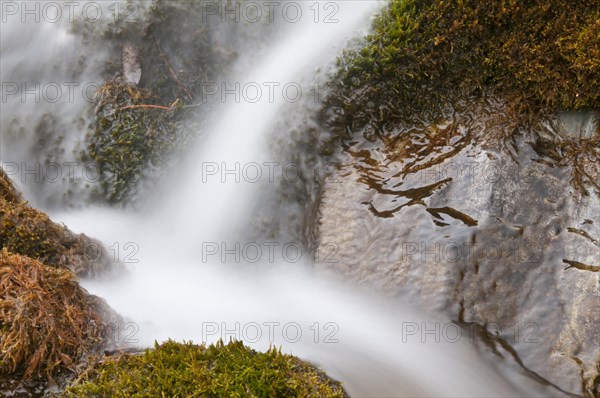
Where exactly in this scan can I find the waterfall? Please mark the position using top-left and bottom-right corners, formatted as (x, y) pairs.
(1, 1), (550, 396)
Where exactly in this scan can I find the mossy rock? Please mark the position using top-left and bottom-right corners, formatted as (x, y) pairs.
(65, 340), (348, 397)
(134, 0), (231, 103)
(0, 168), (112, 277)
(84, 0), (234, 204)
(0, 251), (115, 382)
(86, 82), (181, 203)
(324, 0), (600, 146)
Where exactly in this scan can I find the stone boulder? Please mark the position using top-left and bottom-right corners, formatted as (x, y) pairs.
(314, 102), (599, 396)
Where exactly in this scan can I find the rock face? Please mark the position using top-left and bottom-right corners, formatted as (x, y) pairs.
(122, 42), (141, 85)
(314, 103), (600, 396)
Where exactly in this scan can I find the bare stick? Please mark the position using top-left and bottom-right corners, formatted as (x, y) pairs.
(118, 104), (175, 111)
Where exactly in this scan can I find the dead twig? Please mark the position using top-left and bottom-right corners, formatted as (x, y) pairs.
(118, 104), (175, 112)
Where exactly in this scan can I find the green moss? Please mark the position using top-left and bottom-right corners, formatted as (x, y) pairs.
(0, 202), (61, 262)
(0, 168), (111, 276)
(87, 82), (180, 203)
(326, 0), (600, 144)
(84, 0), (235, 204)
(65, 340), (347, 397)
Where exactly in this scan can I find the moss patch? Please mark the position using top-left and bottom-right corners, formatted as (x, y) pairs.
(0, 170), (21, 204)
(0, 168), (111, 277)
(65, 340), (347, 397)
(324, 0), (600, 145)
(84, 0), (234, 204)
(0, 251), (113, 382)
(85, 82), (181, 203)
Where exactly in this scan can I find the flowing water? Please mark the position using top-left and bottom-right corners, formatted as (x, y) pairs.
(1, 1), (556, 396)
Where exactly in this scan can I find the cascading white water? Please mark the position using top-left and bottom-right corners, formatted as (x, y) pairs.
(2, 2), (551, 396)
(162, 2), (386, 248)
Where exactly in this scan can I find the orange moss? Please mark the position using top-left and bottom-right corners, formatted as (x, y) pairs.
(0, 251), (113, 381)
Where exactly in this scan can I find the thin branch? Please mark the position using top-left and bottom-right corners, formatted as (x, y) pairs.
(118, 104), (175, 111)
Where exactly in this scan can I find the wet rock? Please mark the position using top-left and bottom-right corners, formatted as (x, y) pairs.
(313, 103), (600, 396)
(314, 1), (600, 394)
(557, 111), (600, 139)
(82, 0), (235, 205)
(122, 42), (141, 85)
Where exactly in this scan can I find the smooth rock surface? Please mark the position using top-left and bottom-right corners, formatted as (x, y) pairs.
(314, 105), (600, 396)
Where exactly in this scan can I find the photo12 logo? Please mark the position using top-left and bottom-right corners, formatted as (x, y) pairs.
(1, 161), (101, 184)
(401, 321), (540, 344)
(417, 160), (546, 185)
(199, 161), (338, 184)
(1, 2), (140, 24)
(397, 240), (544, 265)
(84, 241), (140, 265)
(200, 2), (340, 24)
(199, 81), (321, 104)
(1, 81), (100, 104)
(97, 321), (140, 345)
(201, 241), (339, 264)
(201, 321), (340, 344)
